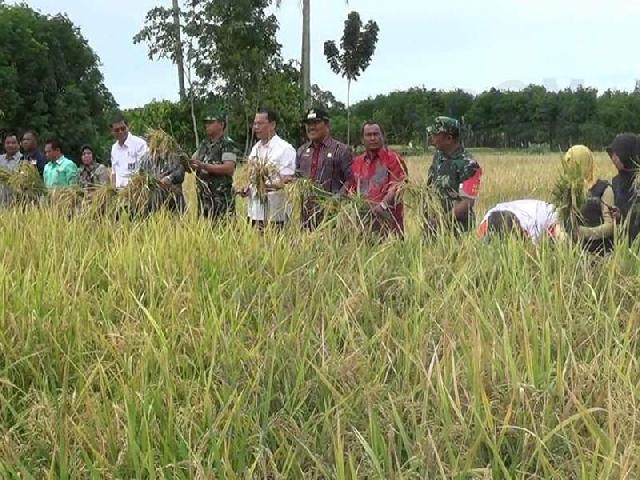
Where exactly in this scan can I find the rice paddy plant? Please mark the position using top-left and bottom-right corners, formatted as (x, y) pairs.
(0, 153), (638, 478)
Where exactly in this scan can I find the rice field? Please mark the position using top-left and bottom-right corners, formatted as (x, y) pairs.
(1, 152), (639, 479)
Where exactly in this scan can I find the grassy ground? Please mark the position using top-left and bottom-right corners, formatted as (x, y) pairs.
(1, 152), (638, 479)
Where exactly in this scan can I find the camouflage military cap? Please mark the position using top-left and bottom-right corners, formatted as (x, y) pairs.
(427, 116), (460, 136)
(204, 111), (227, 123)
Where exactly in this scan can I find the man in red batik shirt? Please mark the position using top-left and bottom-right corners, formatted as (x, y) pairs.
(349, 122), (407, 236)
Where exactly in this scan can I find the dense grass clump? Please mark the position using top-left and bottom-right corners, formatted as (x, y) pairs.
(1, 153), (638, 478)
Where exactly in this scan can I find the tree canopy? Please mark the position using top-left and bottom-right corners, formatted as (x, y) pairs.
(0, 3), (116, 158)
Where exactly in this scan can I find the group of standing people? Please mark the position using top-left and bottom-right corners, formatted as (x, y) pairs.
(3, 109), (638, 250)
(0, 109), (486, 236)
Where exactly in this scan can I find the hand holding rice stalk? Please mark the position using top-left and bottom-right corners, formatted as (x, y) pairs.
(244, 154), (278, 202)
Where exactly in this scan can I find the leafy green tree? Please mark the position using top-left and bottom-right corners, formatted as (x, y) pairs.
(324, 11), (379, 145)
(0, 3), (115, 159)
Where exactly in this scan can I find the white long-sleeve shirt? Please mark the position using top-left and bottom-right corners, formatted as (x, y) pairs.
(111, 133), (149, 189)
(247, 135), (296, 223)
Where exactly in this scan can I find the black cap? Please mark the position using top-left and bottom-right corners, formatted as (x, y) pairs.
(303, 108), (330, 123)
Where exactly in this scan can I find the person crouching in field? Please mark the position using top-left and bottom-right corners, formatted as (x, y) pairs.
(477, 199), (563, 245)
(348, 122), (407, 236)
(296, 108), (353, 230)
(244, 109), (296, 230)
(190, 111), (239, 221)
(563, 145), (615, 255)
(77, 145), (110, 190)
(607, 133), (640, 243)
(425, 116), (482, 235)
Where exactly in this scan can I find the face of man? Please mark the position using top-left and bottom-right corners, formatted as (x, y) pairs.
(253, 113), (275, 141)
(305, 120), (329, 143)
(431, 132), (456, 152)
(362, 124), (384, 152)
(111, 121), (129, 144)
(3, 136), (19, 156)
(206, 120), (224, 139)
(21, 133), (37, 153)
(44, 144), (61, 162)
(81, 149), (94, 166)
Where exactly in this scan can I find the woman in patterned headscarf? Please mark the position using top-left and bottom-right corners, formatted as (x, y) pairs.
(564, 145), (615, 254)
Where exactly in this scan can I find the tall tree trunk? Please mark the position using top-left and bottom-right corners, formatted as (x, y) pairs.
(190, 92), (199, 147)
(301, 0), (311, 109)
(347, 79), (351, 146)
(172, 0), (186, 101)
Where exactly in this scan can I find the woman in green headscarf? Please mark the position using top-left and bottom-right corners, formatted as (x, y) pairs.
(565, 145), (615, 254)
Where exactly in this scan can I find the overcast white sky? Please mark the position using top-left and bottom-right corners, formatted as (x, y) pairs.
(13, 0), (640, 108)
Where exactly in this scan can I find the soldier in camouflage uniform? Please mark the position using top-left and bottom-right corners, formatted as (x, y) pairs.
(425, 116), (482, 233)
(190, 111), (239, 219)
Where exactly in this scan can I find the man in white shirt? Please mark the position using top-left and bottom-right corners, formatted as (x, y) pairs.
(477, 199), (564, 245)
(109, 113), (149, 189)
(246, 109), (296, 229)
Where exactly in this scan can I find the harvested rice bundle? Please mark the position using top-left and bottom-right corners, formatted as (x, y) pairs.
(147, 128), (191, 172)
(245, 156), (278, 202)
(8, 161), (47, 203)
(552, 152), (586, 237)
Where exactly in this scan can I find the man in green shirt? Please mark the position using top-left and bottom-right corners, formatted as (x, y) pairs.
(190, 111), (239, 219)
(43, 139), (78, 189)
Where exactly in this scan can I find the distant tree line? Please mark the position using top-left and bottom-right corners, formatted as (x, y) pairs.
(326, 85), (640, 151)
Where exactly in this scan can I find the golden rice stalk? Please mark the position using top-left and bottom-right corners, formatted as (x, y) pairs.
(8, 161), (47, 203)
(552, 154), (586, 237)
(83, 184), (118, 218)
(245, 156), (278, 203)
(49, 187), (82, 213)
(118, 172), (157, 214)
(0, 168), (12, 184)
(146, 128), (191, 172)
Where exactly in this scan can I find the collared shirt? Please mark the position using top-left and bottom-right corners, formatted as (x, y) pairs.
(78, 162), (110, 189)
(296, 137), (353, 194)
(24, 150), (47, 177)
(349, 148), (407, 234)
(0, 152), (23, 206)
(247, 135), (296, 223)
(0, 152), (23, 170)
(111, 133), (149, 189)
(43, 156), (78, 189)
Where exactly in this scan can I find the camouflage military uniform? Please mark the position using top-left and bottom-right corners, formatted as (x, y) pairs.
(426, 117), (482, 231)
(193, 136), (239, 218)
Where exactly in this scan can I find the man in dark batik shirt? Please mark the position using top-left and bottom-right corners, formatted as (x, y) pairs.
(296, 108), (353, 229)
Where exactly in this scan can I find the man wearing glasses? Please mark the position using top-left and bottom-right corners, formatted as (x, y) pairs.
(109, 113), (149, 189)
